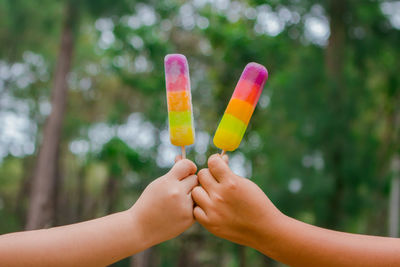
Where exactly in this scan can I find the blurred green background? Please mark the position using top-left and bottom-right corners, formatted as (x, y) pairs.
(0, 0), (400, 266)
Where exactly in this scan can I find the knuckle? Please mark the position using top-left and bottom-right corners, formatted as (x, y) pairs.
(213, 193), (225, 203)
(168, 188), (181, 199)
(197, 178), (205, 187)
(193, 206), (201, 215)
(198, 169), (208, 178)
(180, 159), (192, 167)
(194, 207), (206, 221)
(176, 159), (194, 171)
(208, 155), (218, 167)
(192, 186), (201, 196)
(183, 159), (196, 171)
(225, 180), (238, 190)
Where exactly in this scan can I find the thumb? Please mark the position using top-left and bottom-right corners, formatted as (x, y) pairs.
(207, 154), (233, 182)
(169, 159), (197, 180)
(175, 155), (183, 163)
(222, 154), (229, 164)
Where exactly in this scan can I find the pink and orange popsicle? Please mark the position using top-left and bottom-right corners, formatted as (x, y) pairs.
(213, 62), (268, 153)
(164, 54), (195, 157)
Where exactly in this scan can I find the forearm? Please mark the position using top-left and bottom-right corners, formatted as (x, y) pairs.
(0, 211), (151, 267)
(253, 214), (400, 267)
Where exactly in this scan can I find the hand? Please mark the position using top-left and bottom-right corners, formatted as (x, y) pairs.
(129, 157), (198, 246)
(192, 154), (284, 248)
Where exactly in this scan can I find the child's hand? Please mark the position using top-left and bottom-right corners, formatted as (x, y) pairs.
(129, 158), (198, 247)
(192, 154), (283, 247)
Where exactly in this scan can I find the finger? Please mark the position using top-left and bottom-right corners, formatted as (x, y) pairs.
(169, 159), (197, 180)
(198, 168), (219, 193)
(207, 154), (233, 182)
(174, 155), (183, 163)
(180, 175), (198, 194)
(222, 154), (229, 164)
(191, 186), (212, 211)
(193, 206), (208, 224)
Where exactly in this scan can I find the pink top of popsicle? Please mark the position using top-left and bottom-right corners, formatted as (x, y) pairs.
(240, 62), (268, 87)
(165, 54), (190, 92)
(232, 62), (268, 106)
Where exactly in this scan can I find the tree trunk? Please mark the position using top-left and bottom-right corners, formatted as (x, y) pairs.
(76, 164), (87, 221)
(323, 0), (347, 229)
(130, 248), (153, 267)
(103, 175), (119, 214)
(325, 0), (346, 83)
(389, 156), (400, 237)
(238, 245), (247, 267)
(25, 2), (77, 230)
(14, 156), (34, 224)
(177, 241), (199, 267)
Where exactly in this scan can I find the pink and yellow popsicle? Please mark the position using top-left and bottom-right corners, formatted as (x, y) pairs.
(213, 62), (268, 153)
(165, 54), (195, 158)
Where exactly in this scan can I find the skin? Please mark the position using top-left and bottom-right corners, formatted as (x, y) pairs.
(192, 154), (400, 267)
(0, 158), (197, 267)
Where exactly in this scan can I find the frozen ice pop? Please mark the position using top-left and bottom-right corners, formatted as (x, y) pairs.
(213, 62), (268, 153)
(165, 54), (195, 157)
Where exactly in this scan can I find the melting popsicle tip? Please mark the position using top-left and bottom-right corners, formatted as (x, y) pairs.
(164, 54), (189, 77)
(243, 62), (268, 86)
(164, 54), (187, 64)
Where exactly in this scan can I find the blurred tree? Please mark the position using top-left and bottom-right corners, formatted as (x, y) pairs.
(323, 0), (348, 229)
(26, 0), (79, 230)
(25, 0), (140, 230)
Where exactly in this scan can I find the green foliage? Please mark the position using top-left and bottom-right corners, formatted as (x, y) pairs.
(99, 137), (143, 176)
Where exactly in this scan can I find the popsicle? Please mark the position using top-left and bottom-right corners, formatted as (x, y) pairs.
(213, 62), (268, 154)
(164, 54), (195, 158)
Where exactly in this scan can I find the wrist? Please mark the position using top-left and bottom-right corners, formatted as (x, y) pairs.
(249, 210), (289, 258)
(124, 209), (156, 253)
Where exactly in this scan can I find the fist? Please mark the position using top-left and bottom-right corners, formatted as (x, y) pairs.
(192, 154), (282, 247)
(130, 158), (198, 246)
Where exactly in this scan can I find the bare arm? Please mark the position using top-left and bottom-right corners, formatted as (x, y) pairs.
(0, 211), (146, 266)
(192, 154), (400, 267)
(0, 158), (198, 267)
(255, 213), (400, 267)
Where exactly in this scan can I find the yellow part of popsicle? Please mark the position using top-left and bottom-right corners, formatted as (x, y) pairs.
(169, 125), (195, 146)
(213, 113), (247, 151)
(168, 111), (194, 146)
(225, 98), (255, 125)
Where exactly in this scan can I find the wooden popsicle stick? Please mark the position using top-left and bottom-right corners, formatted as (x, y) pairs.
(181, 146), (186, 159)
(221, 150), (226, 157)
